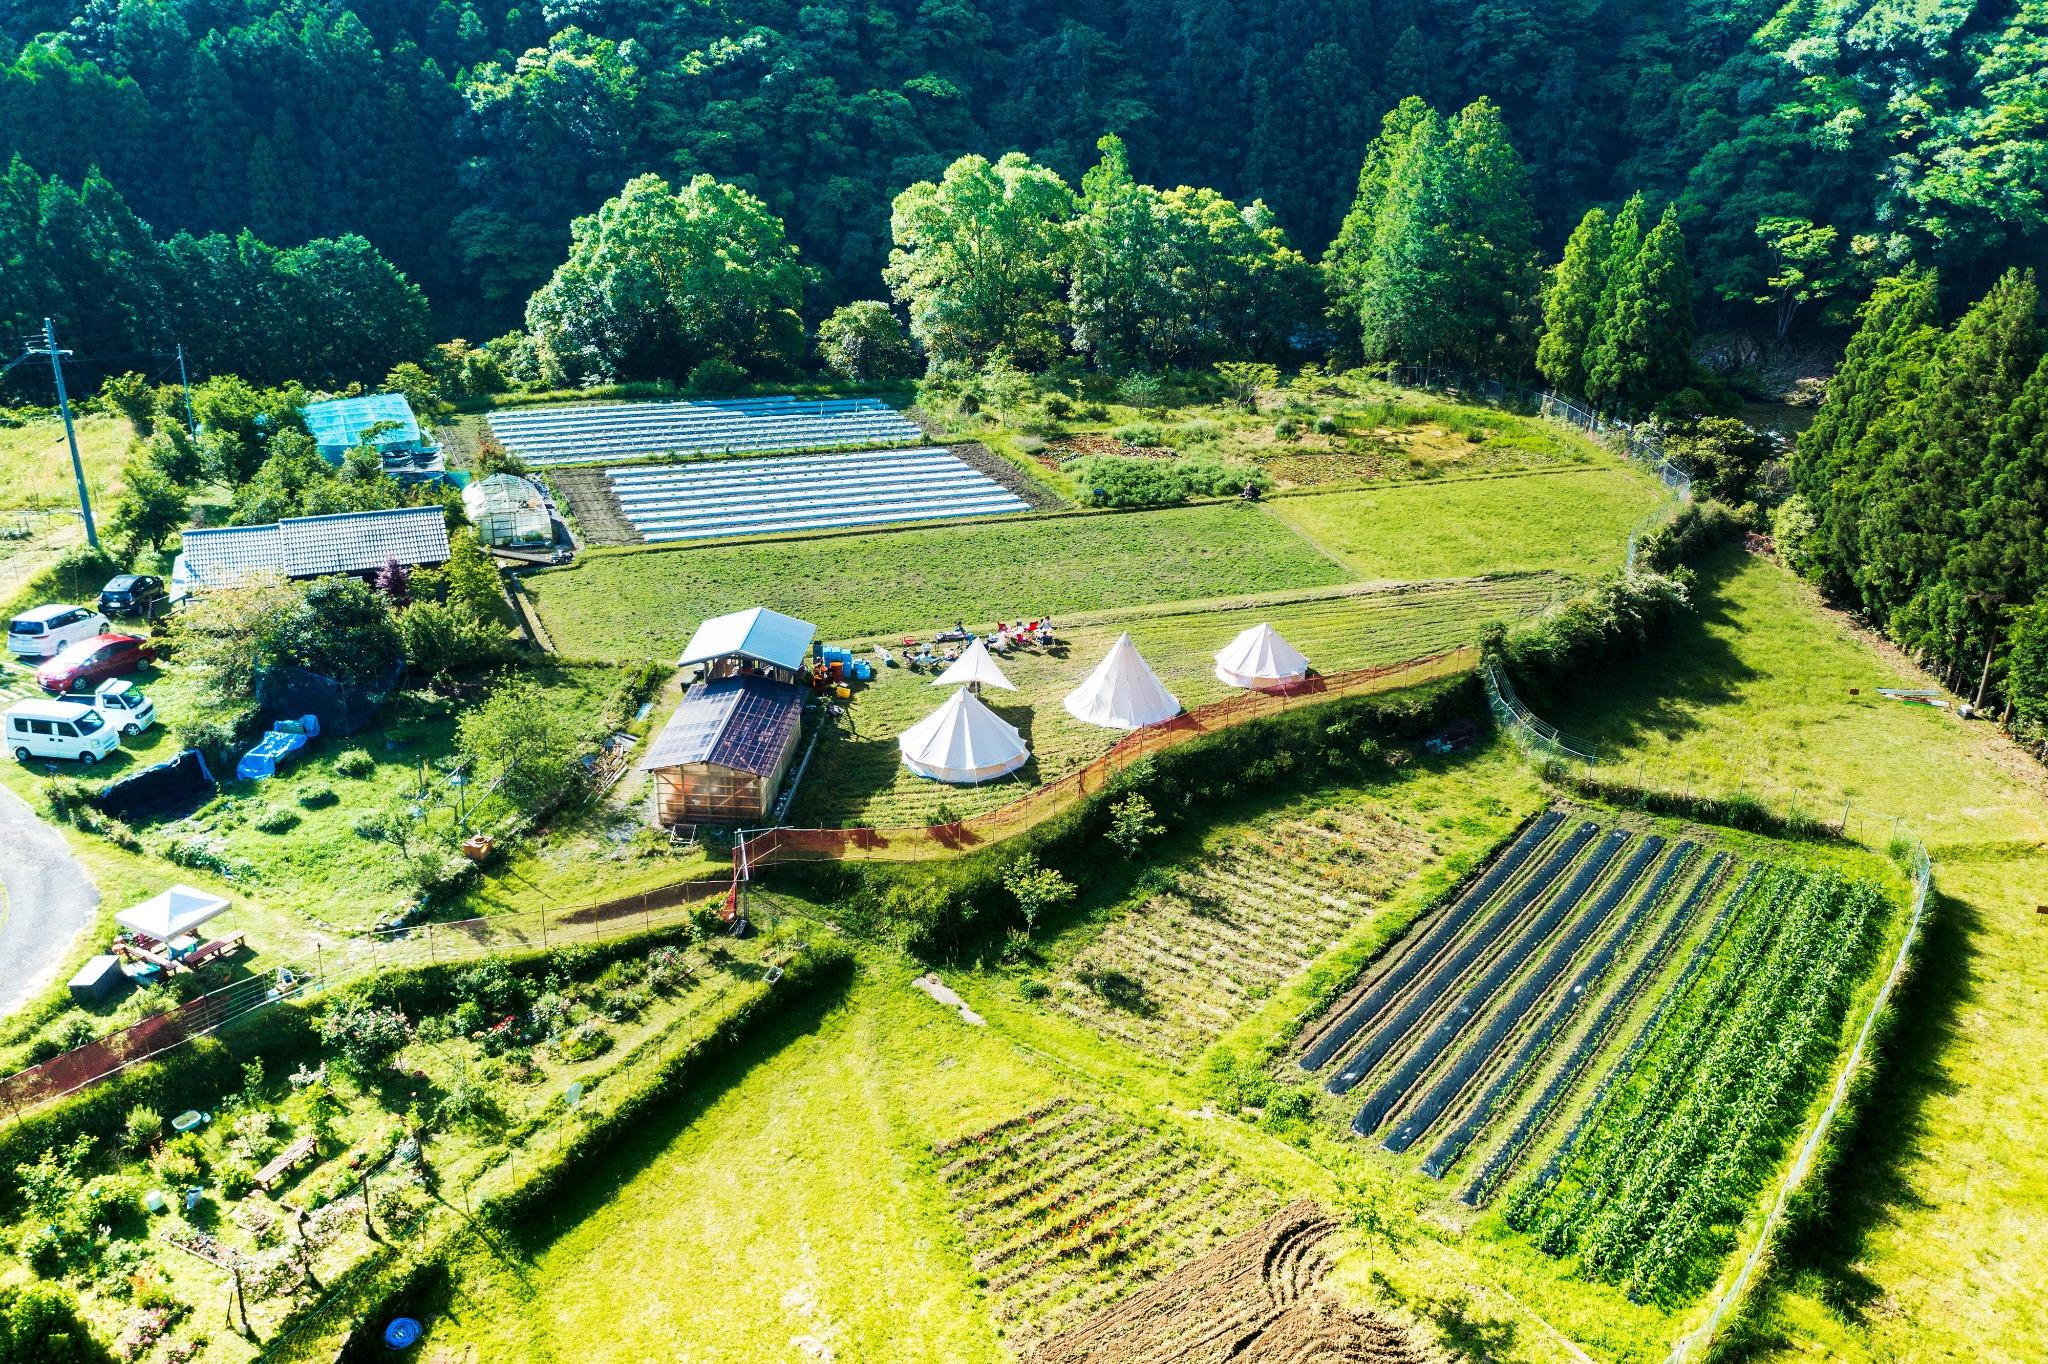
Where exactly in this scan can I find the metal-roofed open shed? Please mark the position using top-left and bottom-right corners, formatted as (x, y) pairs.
(677, 607), (816, 684)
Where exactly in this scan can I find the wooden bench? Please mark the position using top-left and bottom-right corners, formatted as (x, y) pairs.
(254, 1135), (317, 1192)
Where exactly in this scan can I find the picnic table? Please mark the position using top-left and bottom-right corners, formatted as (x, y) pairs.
(254, 1135), (317, 1192)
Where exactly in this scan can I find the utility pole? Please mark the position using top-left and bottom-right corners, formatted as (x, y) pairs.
(28, 319), (98, 548)
(176, 342), (197, 436)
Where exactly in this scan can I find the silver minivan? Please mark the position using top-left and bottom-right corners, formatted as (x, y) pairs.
(5, 699), (121, 764)
(7, 603), (111, 658)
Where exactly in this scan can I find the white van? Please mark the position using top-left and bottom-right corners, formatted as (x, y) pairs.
(7, 604), (111, 659)
(6, 698), (120, 764)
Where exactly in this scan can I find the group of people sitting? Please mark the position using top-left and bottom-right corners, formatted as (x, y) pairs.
(988, 618), (1056, 651)
(904, 617), (1058, 669)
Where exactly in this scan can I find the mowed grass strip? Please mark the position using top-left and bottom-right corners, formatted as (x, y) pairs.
(1269, 465), (1667, 581)
(523, 503), (1351, 661)
(788, 576), (1557, 830)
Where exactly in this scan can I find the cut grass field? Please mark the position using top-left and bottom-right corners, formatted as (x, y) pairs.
(787, 574), (1563, 829)
(523, 502), (1351, 661)
(1270, 466), (1666, 582)
(1529, 546), (2048, 1361)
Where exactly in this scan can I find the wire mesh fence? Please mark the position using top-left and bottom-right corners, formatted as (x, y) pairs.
(1378, 364), (1694, 571)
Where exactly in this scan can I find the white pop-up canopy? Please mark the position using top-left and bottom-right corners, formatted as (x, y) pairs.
(930, 636), (1016, 691)
(1063, 632), (1181, 730)
(1214, 622), (1311, 689)
(900, 687), (1030, 783)
(117, 885), (230, 943)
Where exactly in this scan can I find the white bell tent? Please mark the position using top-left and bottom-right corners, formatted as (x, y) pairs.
(1213, 622), (1311, 689)
(899, 687), (1030, 783)
(930, 636), (1016, 692)
(1063, 632), (1181, 729)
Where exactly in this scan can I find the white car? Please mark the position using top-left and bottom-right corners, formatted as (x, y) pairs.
(7, 603), (111, 659)
(5, 698), (120, 764)
(52, 679), (158, 736)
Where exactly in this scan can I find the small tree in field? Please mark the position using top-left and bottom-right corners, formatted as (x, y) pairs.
(1002, 854), (1076, 934)
(1215, 361), (1277, 412)
(1105, 793), (1165, 856)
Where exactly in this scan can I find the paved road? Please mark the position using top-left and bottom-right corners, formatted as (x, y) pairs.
(0, 780), (99, 1017)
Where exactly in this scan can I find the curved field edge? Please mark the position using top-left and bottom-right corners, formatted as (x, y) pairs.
(257, 945), (855, 1364)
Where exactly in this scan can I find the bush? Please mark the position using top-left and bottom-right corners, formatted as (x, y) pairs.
(251, 805), (299, 834)
(121, 1105), (162, 1154)
(1273, 417), (1299, 438)
(1072, 454), (1268, 509)
(317, 998), (413, 1072)
(1494, 570), (1692, 703)
(333, 750), (375, 778)
(556, 1022), (612, 1063)
(297, 782), (339, 809)
(1112, 422), (1167, 447)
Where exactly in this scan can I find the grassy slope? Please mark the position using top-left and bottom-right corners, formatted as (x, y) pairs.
(522, 502), (1352, 661)
(0, 414), (131, 602)
(1538, 546), (2048, 1361)
(423, 962), (1061, 1364)
(1269, 466), (1665, 581)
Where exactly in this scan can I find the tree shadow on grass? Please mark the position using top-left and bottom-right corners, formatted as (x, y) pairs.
(1758, 884), (1981, 1325)
(479, 958), (854, 1265)
(1539, 544), (1761, 753)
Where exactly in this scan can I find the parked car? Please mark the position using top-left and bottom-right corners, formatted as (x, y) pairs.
(50, 679), (157, 736)
(5, 698), (119, 764)
(36, 633), (154, 694)
(6, 603), (110, 659)
(98, 574), (167, 619)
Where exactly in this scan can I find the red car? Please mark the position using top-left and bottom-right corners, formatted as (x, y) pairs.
(37, 633), (155, 694)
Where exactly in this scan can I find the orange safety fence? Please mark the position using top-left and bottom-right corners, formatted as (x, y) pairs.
(740, 646), (1476, 869)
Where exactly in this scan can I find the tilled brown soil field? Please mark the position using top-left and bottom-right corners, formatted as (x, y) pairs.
(1026, 1200), (1428, 1364)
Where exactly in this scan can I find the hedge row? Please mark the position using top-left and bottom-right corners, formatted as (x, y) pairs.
(1540, 762), (1840, 842)
(780, 675), (1479, 958)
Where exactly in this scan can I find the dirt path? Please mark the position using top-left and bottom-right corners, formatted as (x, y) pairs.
(0, 782), (99, 1016)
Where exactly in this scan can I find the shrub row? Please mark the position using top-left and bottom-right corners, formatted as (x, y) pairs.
(1638, 498), (1744, 573)
(1541, 763), (1839, 841)
(782, 675), (1478, 957)
(1488, 569), (1691, 705)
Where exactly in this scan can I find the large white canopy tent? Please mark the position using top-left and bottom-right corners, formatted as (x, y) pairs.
(117, 886), (230, 943)
(1063, 632), (1181, 730)
(899, 687), (1031, 783)
(1213, 622), (1311, 689)
(930, 636), (1016, 692)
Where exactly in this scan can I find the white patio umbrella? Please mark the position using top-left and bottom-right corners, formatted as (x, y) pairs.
(1213, 622), (1311, 689)
(899, 687), (1030, 783)
(1063, 632), (1181, 729)
(930, 636), (1016, 691)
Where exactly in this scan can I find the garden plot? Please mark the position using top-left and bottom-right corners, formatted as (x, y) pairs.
(1026, 1201), (1426, 1364)
(603, 446), (1029, 542)
(933, 1098), (1280, 1350)
(485, 395), (923, 467)
(1294, 807), (1900, 1300)
(1049, 801), (1440, 1062)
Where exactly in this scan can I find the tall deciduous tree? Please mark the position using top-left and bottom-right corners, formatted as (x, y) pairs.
(816, 301), (918, 382)
(886, 153), (1076, 371)
(525, 173), (808, 387)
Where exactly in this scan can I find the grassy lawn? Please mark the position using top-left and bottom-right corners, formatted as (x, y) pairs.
(421, 959), (1060, 1364)
(1532, 546), (2048, 1361)
(788, 575), (1562, 828)
(0, 414), (131, 603)
(522, 502), (1352, 661)
(1269, 466), (1666, 582)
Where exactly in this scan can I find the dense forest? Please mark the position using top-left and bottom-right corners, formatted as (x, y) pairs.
(4, 0), (2045, 366)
